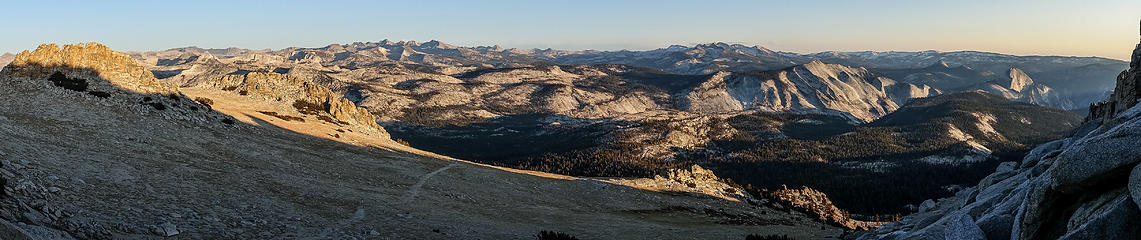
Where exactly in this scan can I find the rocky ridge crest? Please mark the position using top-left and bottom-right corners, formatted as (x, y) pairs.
(5, 43), (177, 94)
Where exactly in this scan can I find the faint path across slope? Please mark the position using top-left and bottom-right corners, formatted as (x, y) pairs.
(401, 163), (458, 204)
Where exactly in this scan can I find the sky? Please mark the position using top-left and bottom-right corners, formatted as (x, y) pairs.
(1, 0), (1139, 60)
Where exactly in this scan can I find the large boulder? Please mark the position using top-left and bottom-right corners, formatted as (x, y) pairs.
(1049, 115), (1141, 192)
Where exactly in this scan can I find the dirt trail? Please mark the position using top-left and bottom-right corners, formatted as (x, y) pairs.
(402, 163), (458, 204)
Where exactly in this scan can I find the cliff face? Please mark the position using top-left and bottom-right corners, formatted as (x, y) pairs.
(197, 72), (385, 134)
(1088, 23), (1141, 120)
(1007, 68), (1033, 92)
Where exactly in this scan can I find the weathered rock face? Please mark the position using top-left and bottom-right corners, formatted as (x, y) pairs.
(863, 21), (1141, 240)
(4, 43), (178, 95)
(197, 72), (385, 134)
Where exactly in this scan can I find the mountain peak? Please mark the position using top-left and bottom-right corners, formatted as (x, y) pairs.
(1007, 68), (1034, 92)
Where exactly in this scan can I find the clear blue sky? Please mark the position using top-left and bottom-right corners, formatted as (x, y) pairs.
(1, 0), (1139, 59)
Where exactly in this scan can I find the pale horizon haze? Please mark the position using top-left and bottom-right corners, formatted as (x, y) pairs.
(1, 0), (1139, 60)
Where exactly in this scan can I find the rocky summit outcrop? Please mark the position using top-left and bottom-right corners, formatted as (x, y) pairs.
(5, 43), (178, 95)
(0, 43), (226, 125)
(862, 22), (1141, 240)
(196, 72), (385, 134)
(766, 186), (886, 230)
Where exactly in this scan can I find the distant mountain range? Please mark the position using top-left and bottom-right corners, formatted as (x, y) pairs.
(126, 40), (1125, 114)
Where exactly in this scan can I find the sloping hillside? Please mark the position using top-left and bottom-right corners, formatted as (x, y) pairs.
(0, 43), (842, 239)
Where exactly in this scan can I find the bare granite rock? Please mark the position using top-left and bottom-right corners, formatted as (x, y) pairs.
(197, 72), (386, 135)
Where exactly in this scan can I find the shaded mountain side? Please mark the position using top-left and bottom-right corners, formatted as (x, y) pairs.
(0, 44), (847, 239)
(390, 92), (1080, 217)
(869, 92), (1081, 153)
(861, 21), (1141, 240)
(703, 92), (1079, 216)
(731, 92), (1079, 164)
